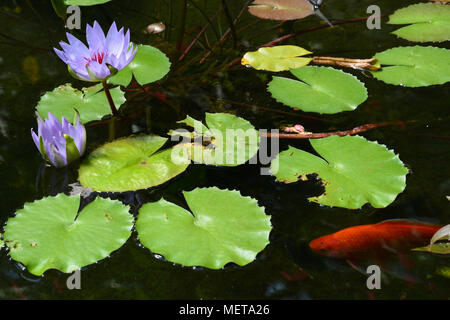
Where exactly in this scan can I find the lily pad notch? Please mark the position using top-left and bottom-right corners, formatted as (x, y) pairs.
(271, 135), (408, 209)
(3, 194), (133, 276)
(136, 187), (272, 269)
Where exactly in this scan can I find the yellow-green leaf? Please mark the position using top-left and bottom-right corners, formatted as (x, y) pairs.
(242, 45), (312, 72)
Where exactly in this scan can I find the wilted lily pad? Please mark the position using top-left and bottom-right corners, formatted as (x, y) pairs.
(248, 0), (315, 20)
(136, 187), (272, 269)
(3, 194), (133, 276)
(36, 83), (125, 124)
(271, 135), (408, 209)
(371, 46), (450, 87)
(108, 45), (171, 87)
(388, 3), (450, 42)
(268, 66), (368, 114)
(169, 113), (259, 166)
(242, 45), (312, 72)
(79, 135), (189, 192)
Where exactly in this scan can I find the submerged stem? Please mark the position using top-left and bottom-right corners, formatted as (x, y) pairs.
(101, 80), (118, 116)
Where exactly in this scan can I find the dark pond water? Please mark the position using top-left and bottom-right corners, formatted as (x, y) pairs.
(0, 0), (449, 299)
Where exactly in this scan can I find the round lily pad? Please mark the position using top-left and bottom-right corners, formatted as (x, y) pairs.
(242, 45), (312, 72)
(371, 46), (450, 87)
(79, 135), (189, 192)
(108, 44), (171, 87)
(169, 113), (260, 167)
(271, 135), (408, 209)
(36, 83), (126, 124)
(388, 3), (450, 43)
(136, 187), (272, 269)
(268, 66), (368, 114)
(3, 194), (133, 276)
(248, 0), (315, 20)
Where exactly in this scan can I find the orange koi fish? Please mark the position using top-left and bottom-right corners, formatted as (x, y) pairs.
(309, 220), (442, 259)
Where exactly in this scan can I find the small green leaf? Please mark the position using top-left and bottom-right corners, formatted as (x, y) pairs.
(109, 45), (171, 87)
(169, 113), (260, 167)
(371, 46), (450, 87)
(242, 45), (312, 72)
(3, 194), (133, 275)
(136, 187), (272, 269)
(271, 135), (408, 209)
(268, 66), (368, 114)
(36, 83), (125, 124)
(388, 3), (450, 42)
(79, 135), (189, 192)
(248, 0), (314, 20)
(413, 242), (450, 254)
(413, 224), (450, 254)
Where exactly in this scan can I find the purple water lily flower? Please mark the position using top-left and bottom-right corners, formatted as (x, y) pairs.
(54, 21), (138, 82)
(31, 112), (86, 168)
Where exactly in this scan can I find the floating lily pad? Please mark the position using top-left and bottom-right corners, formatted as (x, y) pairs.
(79, 135), (189, 192)
(388, 3), (450, 42)
(413, 242), (450, 254)
(268, 66), (368, 114)
(242, 45), (312, 72)
(36, 83), (125, 124)
(3, 194), (133, 276)
(169, 113), (259, 167)
(108, 45), (171, 87)
(271, 135), (408, 209)
(371, 46), (450, 87)
(136, 187), (272, 269)
(248, 0), (314, 20)
(413, 224), (450, 254)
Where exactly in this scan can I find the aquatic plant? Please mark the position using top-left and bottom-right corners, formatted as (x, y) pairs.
(31, 112), (86, 168)
(54, 21), (137, 82)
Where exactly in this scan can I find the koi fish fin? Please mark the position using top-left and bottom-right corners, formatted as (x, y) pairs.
(314, 9), (333, 27)
(375, 258), (420, 284)
(345, 259), (367, 276)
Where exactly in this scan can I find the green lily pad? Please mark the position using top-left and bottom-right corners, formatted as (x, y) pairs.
(108, 45), (171, 87)
(3, 194), (133, 276)
(242, 45), (312, 72)
(136, 187), (272, 269)
(388, 3), (450, 43)
(169, 113), (260, 167)
(413, 242), (450, 254)
(248, 0), (315, 20)
(79, 135), (189, 192)
(413, 224), (450, 254)
(268, 66), (368, 114)
(36, 83), (125, 124)
(371, 46), (450, 87)
(271, 135), (408, 209)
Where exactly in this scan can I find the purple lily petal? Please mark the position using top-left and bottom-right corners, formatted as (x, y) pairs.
(54, 21), (137, 82)
(31, 112), (87, 168)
